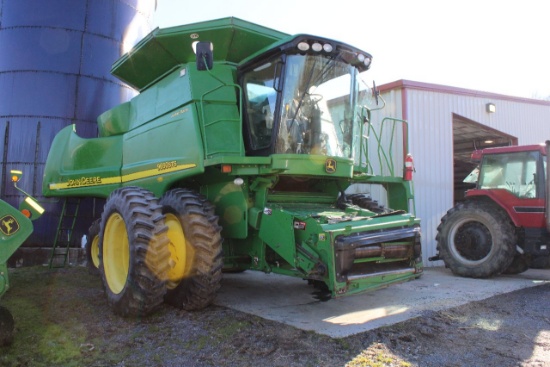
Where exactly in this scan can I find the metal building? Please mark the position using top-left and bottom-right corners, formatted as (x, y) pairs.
(0, 0), (155, 246)
(373, 79), (550, 266)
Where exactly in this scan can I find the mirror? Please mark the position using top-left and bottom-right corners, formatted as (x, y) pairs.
(195, 41), (213, 71)
(372, 80), (379, 106)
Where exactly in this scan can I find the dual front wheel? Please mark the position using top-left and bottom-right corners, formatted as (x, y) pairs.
(95, 187), (222, 317)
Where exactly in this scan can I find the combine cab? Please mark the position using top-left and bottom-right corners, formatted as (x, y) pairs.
(43, 18), (422, 316)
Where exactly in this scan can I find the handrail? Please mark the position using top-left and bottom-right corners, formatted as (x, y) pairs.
(359, 113), (409, 178)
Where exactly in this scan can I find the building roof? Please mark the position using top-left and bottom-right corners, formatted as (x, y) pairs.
(379, 79), (550, 106)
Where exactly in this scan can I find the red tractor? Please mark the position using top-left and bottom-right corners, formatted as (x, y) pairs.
(433, 141), (550, 277)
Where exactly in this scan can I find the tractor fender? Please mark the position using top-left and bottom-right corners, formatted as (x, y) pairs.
(464, 190), (543, 229)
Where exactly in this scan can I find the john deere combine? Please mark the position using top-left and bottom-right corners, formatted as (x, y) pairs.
(1, 171), (44, 345)
(42, 18), (422, 316)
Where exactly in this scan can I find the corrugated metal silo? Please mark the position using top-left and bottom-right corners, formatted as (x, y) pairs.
(0, 0), (155, 247)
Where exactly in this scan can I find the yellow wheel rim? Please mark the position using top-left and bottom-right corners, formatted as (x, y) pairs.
(103, 213), (129, 295)
(91, 234), (100, 269)
(165, 213), (187, 289)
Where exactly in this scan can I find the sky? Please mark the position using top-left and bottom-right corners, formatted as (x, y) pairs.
(153, 0), (550, 100)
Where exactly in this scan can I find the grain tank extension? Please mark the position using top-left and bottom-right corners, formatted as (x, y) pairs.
(42, 18), (422, 316)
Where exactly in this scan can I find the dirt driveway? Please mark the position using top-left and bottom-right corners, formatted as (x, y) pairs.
(1, 266), (549, 367)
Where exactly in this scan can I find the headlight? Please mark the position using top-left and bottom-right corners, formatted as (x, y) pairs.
(312, 42), (323, 52)
(297, 42), (310, 51)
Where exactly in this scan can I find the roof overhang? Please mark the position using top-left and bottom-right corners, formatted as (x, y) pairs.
(112, 17), (289, 91)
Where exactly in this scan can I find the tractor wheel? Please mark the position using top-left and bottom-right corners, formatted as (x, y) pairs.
(436, 200), (516, 278)
(159, 188), (223, 311)
(0, 305), (14, 346)
(502, 254), (530, 275)
(99, 187), (170, 317)
(85, 219), (101, 275)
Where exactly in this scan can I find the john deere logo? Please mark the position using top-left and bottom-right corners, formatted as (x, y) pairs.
(0, 215), (20, 236)
(325, 159), (337, 174)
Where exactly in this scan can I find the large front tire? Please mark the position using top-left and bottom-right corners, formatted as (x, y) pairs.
(436, 200), (516, 278)
(160, 188), (223, 311)
(99, 187), (170, 317)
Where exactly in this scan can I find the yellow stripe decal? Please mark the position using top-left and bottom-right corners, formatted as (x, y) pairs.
(48, 163), (197, 190)
(121, 163), (196, 182)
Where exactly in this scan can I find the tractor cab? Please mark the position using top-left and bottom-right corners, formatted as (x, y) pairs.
(465, 144), (547, 229)
(434, 143), (550, 277)
(238, 36), (372, 158)
(468, 145), (546, 199)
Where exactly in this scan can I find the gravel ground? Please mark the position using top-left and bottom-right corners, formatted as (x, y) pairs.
(1, 266), (549, 367)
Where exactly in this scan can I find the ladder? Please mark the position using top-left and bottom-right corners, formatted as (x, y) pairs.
(49, 198), (80, 268)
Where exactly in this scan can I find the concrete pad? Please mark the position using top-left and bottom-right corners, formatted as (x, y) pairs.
(214, 267), (550, 338)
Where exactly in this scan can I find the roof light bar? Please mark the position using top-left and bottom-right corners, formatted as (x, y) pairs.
(291, 37), (372, 70)
(296, 39), (334, 54)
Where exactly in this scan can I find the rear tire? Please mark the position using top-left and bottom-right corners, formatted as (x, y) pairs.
(85, 219), (100, 275)
(99, 187), (170, 317)
(160, 188), (223, 311)
(436, 200), (516, 278)
(503, 254), (529, 275)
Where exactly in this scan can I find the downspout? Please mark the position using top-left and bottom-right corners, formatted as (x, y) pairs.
(545, 141), (550, 232)
(401, 84), (409, 155)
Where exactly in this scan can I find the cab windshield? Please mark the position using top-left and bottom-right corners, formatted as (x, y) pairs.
(242, 53), (360, 158)
(478, 151), (543, 198)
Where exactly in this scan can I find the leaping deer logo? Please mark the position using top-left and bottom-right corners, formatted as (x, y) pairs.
(325, 159), (337, 174)
(0, 215), (19, 236)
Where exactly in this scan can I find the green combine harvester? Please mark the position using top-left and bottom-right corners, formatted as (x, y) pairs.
(1, 170), (44, 345)
(42, 17), (422, 316)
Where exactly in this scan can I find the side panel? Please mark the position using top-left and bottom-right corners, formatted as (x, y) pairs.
(203, 179), (249, 239)
(258, 208), (296, 265)
(121, 105), (204, 197)
(188, 66), (244, 159)
(127, 67), (193, 132)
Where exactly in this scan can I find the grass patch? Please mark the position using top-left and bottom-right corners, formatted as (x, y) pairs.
(1, 266), (103, 366)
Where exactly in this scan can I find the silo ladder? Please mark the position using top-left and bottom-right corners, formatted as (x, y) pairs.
(49, 198), (80, 268)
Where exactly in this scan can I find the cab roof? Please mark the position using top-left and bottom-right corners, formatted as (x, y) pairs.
(111, 17), (289, 91)
(472, 144), (547, 161)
